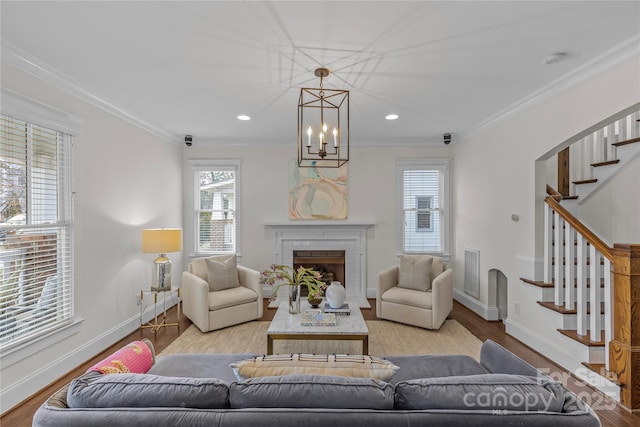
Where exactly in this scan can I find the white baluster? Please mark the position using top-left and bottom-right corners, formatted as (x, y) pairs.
(589, 246), (602, 342)
(632, 111), (640, 138)
(554, 215), (564, 306)
(594, 129), (605, 163)
(606, 123), (616, 161)
(576, 235), (588, 336)
(543, 205), (553, 284)
(603, 257), (612, 371)
(583, 135), (593, 180)
(619, 115), (628, 141)
(564, 225), (576, 310)
(590, 131), (600, 168)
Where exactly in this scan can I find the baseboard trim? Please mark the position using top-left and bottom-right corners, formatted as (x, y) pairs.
(0, 298), (178, 414)
(453, 289), (499, 320)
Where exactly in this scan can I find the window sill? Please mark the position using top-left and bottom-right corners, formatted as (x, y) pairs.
(0, 317), (85, 368)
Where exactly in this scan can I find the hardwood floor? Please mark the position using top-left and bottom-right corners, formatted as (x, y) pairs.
(3, 300), (638, 427)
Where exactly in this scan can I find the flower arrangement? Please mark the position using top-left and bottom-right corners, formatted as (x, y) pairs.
(260, 264), (326, 301)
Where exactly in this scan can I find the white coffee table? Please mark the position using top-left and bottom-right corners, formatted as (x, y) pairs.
(267, 300), (369, 355)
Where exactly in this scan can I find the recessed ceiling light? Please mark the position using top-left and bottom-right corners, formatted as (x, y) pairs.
(543, 52), (567, 65)
(237, 115), (251, 121)
(385, 114), (399, 120)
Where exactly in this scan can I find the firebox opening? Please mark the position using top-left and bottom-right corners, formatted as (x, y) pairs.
(292, 250), (345, 296)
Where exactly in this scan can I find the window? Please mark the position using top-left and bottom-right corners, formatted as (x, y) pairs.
(189, 160), (241, 255)
(397, 159), (450, 255)
(0, 113), (73, 352)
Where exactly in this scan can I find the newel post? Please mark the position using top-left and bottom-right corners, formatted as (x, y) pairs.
(610, 244), (640, 411)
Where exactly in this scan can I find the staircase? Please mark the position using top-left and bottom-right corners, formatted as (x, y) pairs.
(562, 108), (640, 214)
(520, 107), (640, 408)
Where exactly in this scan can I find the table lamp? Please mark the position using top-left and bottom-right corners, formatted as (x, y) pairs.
(142, 228), (182, 291)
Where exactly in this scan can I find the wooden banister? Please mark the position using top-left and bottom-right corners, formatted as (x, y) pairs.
(545, 196), (613, 261)
(546, 185), (563, 201)
(609, 244), (640, 410)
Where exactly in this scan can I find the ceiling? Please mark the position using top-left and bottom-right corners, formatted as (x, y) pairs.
(1, 1), (639, 146)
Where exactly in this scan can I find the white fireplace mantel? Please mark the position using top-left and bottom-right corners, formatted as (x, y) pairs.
(265, 221), (375, 300)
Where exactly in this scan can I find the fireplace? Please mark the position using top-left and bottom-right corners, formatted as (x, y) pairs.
(293, 250), (345, 295)
(265, 221), (374, 302)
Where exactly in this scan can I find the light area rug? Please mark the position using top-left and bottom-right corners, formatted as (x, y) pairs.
(158, 319), (482, 360)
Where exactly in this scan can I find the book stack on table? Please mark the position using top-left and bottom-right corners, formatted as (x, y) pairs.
(301, 310), (337, 327)
(323, 303), (351, 315)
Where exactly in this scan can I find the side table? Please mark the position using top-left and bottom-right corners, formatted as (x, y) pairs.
(139, 287), (181, 334)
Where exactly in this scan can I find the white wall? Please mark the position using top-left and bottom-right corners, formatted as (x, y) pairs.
(451, 55), (639, 366)
(0, 64), (183, 413)
(580, 157), (640, 243)
(182, 143), (452, 296)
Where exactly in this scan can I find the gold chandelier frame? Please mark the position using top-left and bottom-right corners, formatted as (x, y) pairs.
(298, 68), (349, 168)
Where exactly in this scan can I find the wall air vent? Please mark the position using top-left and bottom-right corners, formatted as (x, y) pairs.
(464, 248), (480, 299)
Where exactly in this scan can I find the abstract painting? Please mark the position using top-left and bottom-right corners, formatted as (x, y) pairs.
(288, 160), (348, 219)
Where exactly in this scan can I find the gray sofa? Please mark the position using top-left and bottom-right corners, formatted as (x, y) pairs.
(33, 339), (600, 427)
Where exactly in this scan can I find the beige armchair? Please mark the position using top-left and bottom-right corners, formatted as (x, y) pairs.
(376, 254), (453, 330)
(182, 255), (263, 332)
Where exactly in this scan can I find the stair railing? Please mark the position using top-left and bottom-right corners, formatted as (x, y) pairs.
(570, 109), (639, 186)
(543, 196), (613, 368)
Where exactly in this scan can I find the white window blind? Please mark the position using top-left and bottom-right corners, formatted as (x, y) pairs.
(0, 114), (73, 351)
(196, 169), (237, 253)
(397, 159), (450, 254)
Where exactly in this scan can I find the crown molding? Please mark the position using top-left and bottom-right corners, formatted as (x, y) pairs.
(1, 41), (179, 145)
(467, 33), (640, 137)
(192, 137), (444, 147)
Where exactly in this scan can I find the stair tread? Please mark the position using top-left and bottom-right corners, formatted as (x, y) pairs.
(537, 301), (605, 315)
(612, 136), (640, 147)
(591, 159), (620, 167)
(557, 329), (605, 346)
(581, 363), (621, 385)
(539, 301), (577, 314)
(520, 278), (553, 288)
(573, 179), (598, 185)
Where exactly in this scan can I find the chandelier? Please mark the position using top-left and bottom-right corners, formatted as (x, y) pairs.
(298, 67), (349, 168)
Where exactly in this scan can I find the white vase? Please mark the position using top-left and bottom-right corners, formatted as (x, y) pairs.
(326, 281), (346, 308)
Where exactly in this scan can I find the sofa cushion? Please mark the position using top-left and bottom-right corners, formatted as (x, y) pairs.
(383, 355), (489, 384)
(206, 255), (240, 291)
(230, 354), (400, 382)
(398, 254), (433, 291)
(87, 339), (155, 374)
(209, 286), (257, 310)
(49, 371), (102, 409)
(67, 373), (230, 409)
(381, 286), (432, 309)
(230, 374), (395, 409)
(394, 374), (566, 412)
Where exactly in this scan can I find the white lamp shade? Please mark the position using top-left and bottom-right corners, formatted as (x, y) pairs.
(142, 228), (182, 254)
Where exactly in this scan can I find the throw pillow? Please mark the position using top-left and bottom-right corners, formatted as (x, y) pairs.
(206, 255), (240, 292)
(397, 254), (433, 291)
(87, 340), (154, 374)
(394, 374), (566, 412)
(229, 374), (394, 409)
(230, 354), (400, 382)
